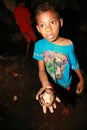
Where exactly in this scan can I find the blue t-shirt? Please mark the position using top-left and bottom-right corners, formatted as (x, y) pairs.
(33, 38), (79, 88)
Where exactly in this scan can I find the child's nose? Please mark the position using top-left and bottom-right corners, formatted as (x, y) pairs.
(45, 25), (52, 32)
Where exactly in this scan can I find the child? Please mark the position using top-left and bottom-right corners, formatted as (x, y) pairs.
(14, 0), (37, 57)
(33, 2), (84, 114)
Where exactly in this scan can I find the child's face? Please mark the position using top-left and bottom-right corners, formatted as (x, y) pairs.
(36, 10), (63, 43)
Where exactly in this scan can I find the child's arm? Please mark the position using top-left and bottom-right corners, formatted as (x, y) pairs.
(75, 69), (84, 94)
(36, 60), (51, 100)
(36, 60), (61, 113)
(38, 60), (50, 88)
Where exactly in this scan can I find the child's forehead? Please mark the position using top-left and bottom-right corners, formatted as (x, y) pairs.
(36, 10), (59, 24)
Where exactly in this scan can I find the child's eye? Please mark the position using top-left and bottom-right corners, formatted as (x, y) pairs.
(51, 20), (56, 25)
(40, 24), (45, 28)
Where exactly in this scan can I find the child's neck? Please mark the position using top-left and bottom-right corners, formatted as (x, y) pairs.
(52, 36), (62, 44)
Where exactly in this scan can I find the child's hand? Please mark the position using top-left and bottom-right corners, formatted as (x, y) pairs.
(76, 80), (84, 94)
(36, 86), (61, 114)
(42, 96), (61, 114)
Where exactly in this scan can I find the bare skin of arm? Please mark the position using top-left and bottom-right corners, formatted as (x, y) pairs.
(75, 69), (84, 94)
(38, 60), (50, 88)
(36, 60), (52, 100)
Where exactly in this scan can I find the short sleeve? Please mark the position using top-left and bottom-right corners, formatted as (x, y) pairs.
(69, 43), (80, 70)
(33, 41), (44, 60)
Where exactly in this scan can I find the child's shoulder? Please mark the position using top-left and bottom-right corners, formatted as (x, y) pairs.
(36, 38), (48, 44)
(58, 37), (73, 46)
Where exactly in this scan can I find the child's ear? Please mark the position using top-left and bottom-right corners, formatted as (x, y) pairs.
(36, 25), (40, 33)
(60, 18), (63, 27)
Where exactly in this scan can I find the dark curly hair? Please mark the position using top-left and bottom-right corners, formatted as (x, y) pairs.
(35, 2), (60, 21)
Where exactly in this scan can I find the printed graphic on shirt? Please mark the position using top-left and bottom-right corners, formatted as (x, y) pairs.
(43, 51), (68, 81)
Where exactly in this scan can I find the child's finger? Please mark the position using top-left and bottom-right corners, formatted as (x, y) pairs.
(36, 94), (39, 100)
(49, 106), (54, 113)
(43, 106), (46, 113)
(55, 96), (61, 102)
(53, 102), (56, 109)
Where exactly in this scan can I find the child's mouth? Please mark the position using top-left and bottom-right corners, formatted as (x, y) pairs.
(46, 34), (54, 39)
